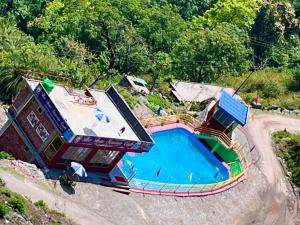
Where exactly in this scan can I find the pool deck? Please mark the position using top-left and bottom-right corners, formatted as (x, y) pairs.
(126, 122), (247, 197)
(146, 122), (194, 134)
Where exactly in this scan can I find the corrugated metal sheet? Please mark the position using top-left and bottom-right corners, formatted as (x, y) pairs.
(218, 91), (248, 126)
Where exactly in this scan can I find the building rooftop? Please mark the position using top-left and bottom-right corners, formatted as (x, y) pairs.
(27, 80), (139, 141)
(171, 81), (234, 103)
(218, 91), (249, 126)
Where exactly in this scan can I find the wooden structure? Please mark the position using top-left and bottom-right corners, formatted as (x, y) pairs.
(202, 91), (249, 138)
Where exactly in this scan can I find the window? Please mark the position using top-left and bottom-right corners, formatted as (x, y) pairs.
(88, 150), (119, 168)
(36, 123), (49, 142)
(43, 136), (64, 161)
(38, 107), (43, 113)
(214, 109), (235, 127)
(57, 147), (92, 164)
(27, 111), (39, 127)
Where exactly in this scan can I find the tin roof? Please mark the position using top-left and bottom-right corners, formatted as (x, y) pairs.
(218, 91), (248, 126)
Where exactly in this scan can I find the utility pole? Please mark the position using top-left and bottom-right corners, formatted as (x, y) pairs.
(232, 59), (268, 97)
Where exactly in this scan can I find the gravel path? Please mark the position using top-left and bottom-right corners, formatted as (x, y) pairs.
(0, 113), (299, 225)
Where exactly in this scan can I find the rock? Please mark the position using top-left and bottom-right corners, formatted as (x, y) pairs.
(251, 102), (262, 109)
(269, 105), (279, 110)
(187, 111), (198, 116)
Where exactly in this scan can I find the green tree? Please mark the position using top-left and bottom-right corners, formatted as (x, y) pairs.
(251, 1), (300, 65)
(139, 5), (186, 52)
(172, 23), (251, 82)
(198, 0), (262, 30)
(150, 52), (172, 92)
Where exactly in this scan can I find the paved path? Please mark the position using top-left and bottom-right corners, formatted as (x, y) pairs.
(0, 113), (299, 225)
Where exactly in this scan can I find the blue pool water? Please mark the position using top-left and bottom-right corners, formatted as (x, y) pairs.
(121, 128), (229, 184)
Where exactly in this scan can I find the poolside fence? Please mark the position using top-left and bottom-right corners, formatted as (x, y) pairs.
(129, 168), (247, 196)
(135, 114), (249, 196)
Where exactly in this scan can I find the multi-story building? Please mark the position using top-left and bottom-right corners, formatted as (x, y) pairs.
(0, 78), (154, 173)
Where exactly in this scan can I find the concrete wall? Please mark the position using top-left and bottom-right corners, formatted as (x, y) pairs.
(0, 124), (32, 161)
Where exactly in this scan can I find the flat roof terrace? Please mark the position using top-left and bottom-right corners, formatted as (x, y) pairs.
(27, 80), (139, 142)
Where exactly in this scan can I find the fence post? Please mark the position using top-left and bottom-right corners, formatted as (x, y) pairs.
(174, 184), (181, 193)
(188, 183), (196, 194)
(159, 177), (172, 192)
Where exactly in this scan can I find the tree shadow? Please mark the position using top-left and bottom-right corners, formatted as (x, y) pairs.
(59, 181), (75, 195)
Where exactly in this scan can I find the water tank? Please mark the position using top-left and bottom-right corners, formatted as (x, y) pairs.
(42, 79), (55, 93)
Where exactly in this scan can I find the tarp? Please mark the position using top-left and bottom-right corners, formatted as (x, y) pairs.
(132, 77), (147, 85)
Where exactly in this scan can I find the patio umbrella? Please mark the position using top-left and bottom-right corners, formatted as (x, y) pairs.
(95, 108), (110, 123)
(70, 162), (87, 177)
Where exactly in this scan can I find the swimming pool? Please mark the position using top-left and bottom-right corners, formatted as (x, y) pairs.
(121, 128), (229, 185)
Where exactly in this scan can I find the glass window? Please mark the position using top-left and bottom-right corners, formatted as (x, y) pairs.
(88, 150), (119, 168)
(44, 145), (57, 161)
(36, 123), (49, 142)
(58, 147), (92, 164)
(52, 137), (63, 150)
(27, 111), (39, 127)
(214, 109), (234, 127)
(43, 136), (64, 161)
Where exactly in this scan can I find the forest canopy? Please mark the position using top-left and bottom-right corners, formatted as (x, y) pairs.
(0, 0), (299, 102)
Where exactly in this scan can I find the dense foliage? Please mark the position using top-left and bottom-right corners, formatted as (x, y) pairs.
(273, 130), (300, 187)
(0, 0), (299, 103)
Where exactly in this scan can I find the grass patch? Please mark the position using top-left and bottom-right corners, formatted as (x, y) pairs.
(0, 151), (15, 160)
(34, 200), (48, 211)
(116, 86), (140, 108)
(1, 188), (12, 198)
(217, 69), (300, 110)
(0, 201), (10, 218)
(147, 93), (172, 111)
(9, 194), (28, 214)
(272, 130), (300, 187)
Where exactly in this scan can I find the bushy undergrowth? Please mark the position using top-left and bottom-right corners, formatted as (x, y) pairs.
(0, 201), (10, 218)
(0, 151), (15, 160)
(116, 86), (140, 108)
(8, 194), (28, 214)
(217, 69), (300, 110)
(272, 131), (300, 187)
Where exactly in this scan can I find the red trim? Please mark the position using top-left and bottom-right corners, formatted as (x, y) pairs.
(82, 148), (98, 165)
(67, 142), (148, 153)
(107, 151), (125, 171)
(52, 143), (68, 162)
(47, 143), (124, 173)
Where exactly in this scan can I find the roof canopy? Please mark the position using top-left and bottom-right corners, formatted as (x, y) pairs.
(218, 91), (248, 126)
(132, 77), (147, 85)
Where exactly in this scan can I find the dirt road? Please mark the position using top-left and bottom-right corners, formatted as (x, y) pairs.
(0, 113), (299, 225)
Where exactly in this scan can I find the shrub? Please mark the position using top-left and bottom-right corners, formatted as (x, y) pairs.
(260, 81), (282, 98)
(34, 200), (48, 211)
(1, 188), (12, 198)
(0, 177), (5, 187)
(147, 94), (170, 108)
(189, 100), (210, 111)
(0, 151), (15, 160)
(9, 194), (27, 214)
(53, 221), (62, 225)
(0, 201), (10, 218)
(116, 87), (139, 108)
(273, 131), (300, 187)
